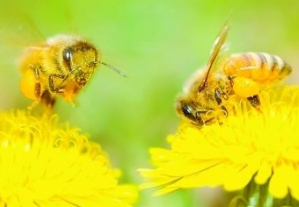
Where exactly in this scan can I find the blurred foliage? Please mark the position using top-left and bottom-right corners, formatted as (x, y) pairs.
(0, 0), (298, 206)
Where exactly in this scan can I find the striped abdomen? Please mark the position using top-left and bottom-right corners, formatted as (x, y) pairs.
(223, 52), (292, 85)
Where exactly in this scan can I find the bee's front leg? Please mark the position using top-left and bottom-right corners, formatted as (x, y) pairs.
(48, 74), (66, 93)
(214, 86), (229, 105)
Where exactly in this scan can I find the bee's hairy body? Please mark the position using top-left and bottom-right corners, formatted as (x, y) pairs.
(176, 25), (292, 126)
(20, 34), (99, 107)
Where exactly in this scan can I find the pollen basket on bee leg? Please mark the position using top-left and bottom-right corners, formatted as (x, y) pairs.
(20, 69), (39, 100)
(232, 76), (260, 98)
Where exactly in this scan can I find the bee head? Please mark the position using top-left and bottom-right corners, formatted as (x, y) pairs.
(175, 100), (205, 126)
(62, 41), (98, 88)
(177, 99), (227, 127)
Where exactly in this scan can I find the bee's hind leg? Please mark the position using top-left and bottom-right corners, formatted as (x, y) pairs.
(25, 65), (42, 110)
(247, 95), (261, 109)
(41, 89), (56, 108)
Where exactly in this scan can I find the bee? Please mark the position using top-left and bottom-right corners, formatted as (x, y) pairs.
(19, 34), (124, 108)
(176, 25), (292, 126)
(0, 2), (124, 109)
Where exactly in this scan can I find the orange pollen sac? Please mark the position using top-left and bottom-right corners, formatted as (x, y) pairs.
(20, 69), (38, 100)
(63, 81), (80, 104)
(232, 76), (260, 98)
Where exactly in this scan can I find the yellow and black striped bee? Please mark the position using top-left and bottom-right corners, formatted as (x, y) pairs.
(0, 2), (124, 109)
(20, 34), (100, 107)
(19, 34), (125, 108)
(176, 24), (292, 126)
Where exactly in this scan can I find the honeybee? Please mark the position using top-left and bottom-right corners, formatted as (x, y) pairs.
(20, 34), (98, 107)
(19, 34), (125, 108)
(176, 25), (292, 126)
(0, 2), (124, 109)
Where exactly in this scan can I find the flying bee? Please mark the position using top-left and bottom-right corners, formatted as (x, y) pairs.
(19, 34), (124, 108)
(0, 2), (124, 109)
(176, 25), (292, 126)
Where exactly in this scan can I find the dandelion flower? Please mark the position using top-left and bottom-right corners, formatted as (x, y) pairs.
(139, 85), (299, 206)
(0, 110), (138, 207)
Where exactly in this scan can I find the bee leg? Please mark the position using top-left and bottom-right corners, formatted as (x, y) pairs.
(26, 65), (43, 110)
(33, 67), (42, 98)
(48, 74), (66, 93)
(215, 87), (229, 105)
(247, 95), (260, 109)
(228, 75), (236, 85)
(41, 90), (56, 108)
(215, 88), (222, 105)
(221, 106), (228, 117)
(195, 110), (207, 126)
(204, 117), (215, 125)
(27, 64), (43, 99)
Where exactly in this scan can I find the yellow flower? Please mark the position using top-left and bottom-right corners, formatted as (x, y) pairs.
(0, 110), (138, 207)
(139, 85), (299, 205)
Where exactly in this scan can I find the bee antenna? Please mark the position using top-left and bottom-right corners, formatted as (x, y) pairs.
(100, 62), (127, 77)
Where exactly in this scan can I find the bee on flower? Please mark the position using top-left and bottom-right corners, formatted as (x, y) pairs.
(176, 24), (292, 126)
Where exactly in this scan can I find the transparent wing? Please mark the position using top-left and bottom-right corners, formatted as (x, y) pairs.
(199, 24), (229, 90)
(0, 1), (44, 44)
(0, 1), (44, 64)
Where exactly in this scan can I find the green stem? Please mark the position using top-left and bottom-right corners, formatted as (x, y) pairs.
(228, 180), (299, 207)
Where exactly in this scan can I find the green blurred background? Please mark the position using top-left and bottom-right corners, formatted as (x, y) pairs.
(0, 0), (298, 206)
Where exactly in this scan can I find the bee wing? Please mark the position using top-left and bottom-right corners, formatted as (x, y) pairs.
(199, 24), (229, 91)
(0, 1), (44, 63)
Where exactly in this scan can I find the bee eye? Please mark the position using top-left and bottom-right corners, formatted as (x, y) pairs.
(181, 104), (197, 122)
(63, 47), (73, 64)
